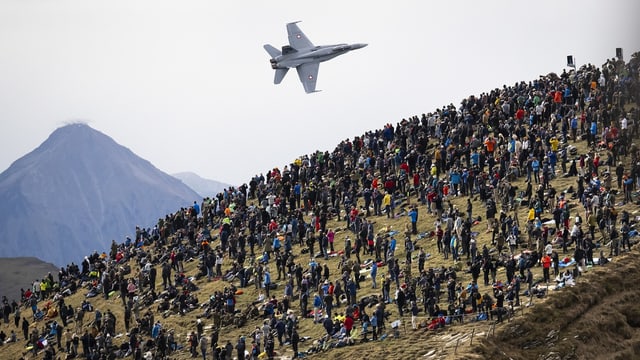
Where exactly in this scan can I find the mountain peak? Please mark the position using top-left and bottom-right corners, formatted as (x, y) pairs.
(42, 122), (109, 151)
(172, 172), (232, 198)
(53, 121), (93, 133)
(45, 122), (101, 143)
(0, 124), (201, 266)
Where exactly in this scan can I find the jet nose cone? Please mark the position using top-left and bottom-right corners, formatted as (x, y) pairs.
(351, 43), (367, 50)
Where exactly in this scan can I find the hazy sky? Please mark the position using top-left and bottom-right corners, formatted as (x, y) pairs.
(1, 1), (638, 185)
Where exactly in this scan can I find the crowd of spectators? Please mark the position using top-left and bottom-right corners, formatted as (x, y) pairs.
(2, 54), (639, 360)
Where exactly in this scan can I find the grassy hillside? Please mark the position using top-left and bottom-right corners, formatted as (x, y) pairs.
(0, 258), (58, 304)
(470, 247), (640, 360)
(1, 55), (638, 359)
(1, 129), (638, 360)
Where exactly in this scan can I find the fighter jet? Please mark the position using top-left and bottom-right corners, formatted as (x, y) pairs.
(264, 22), (367, 93)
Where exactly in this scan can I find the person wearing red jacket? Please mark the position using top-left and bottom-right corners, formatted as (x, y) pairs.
(343, 314), (354, 339)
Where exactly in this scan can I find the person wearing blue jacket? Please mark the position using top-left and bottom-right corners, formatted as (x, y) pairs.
(192, 201), (200, 217)
(389, 236), (397, 257)
(531, 157), (540, 184)
(408, 206), (418, 235)
(623, 176), (634, 203)
(312, 293), (323, 323)
(450, 234), (459, 261)
(570, 117), (579, 142)
(548, 151), (557, 176)
(370, 262), (378, 289)
(264, 269), (271, 298)
(272, 235), (281, 254)
(152, 321), (161, 339)
(370, 312), (378, 340)
(470, 149), (480, 168)
(590, 121), (597, 146)
(461, 169), (470, 196)
(450, 169), (461, 195)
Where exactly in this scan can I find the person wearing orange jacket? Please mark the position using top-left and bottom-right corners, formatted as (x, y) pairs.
(541, 253), (552, 283)
(484, 135), (496, 155)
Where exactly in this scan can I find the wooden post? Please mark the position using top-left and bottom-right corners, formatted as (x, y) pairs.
(470, 328), (475, 346)
(455, 338), (460, 354)
(488, 322), (496, 337)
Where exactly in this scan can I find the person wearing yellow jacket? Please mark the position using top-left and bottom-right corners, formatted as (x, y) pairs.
(549, 136), (559, 152)
(382, 192), (392, 218)
(527, 207), (535, 222)
(40, 281), (48, 300)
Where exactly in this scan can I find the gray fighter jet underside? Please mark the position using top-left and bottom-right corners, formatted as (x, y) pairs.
(264, 22), (367, 93)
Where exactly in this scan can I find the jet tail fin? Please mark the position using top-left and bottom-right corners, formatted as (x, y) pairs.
(274, 68), (289, 84)
(263, 44), (281, 58)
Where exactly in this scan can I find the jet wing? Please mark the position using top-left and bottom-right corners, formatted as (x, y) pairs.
(287, 22), (314, 49)
(296, 62), (319, 93)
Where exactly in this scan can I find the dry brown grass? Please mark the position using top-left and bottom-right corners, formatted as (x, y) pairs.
(471, 247), (640, 360)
